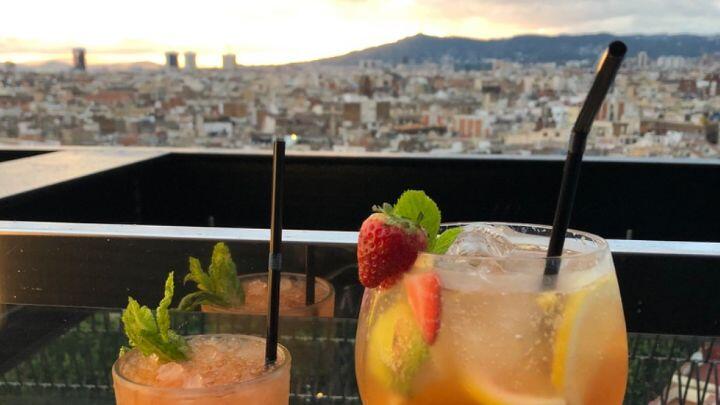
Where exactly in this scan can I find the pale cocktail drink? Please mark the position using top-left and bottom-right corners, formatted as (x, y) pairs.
(113, 334), (290, 404)
(202, 273), (335, 317)
(356, 223), (628, 404)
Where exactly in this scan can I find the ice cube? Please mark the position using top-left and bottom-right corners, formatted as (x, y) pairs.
(183, 372), (204, 388)
(438, 259), (506, 292)
(279, 277), (292, 292)
(246, 279), (266, 293)
(156, 362), (186, 387)
(446, 224), (516, 257)
(120, 352), (161, 386)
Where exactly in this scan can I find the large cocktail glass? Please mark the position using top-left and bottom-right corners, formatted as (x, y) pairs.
(355, 223), (628, 404)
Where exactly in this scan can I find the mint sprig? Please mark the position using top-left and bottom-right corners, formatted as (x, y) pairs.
(120, 272), (190, 362)
(178, 242), (244, 311)
(392, 190), (461, 254)
(429, 227), (463, 254)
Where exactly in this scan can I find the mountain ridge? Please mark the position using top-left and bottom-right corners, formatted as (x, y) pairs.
(7, 32), (720, 71)
(307, 32), (720, 65)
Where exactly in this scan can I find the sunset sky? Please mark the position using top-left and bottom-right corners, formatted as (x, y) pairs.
(2, 0), (719, 66)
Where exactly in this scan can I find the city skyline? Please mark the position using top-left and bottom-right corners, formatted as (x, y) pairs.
(1, 45), (718, 158)
(2, 0), (720, 66)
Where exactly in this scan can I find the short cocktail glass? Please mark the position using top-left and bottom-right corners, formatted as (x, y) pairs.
(355, 223), (628, 404)
(113, 334), (291, 405)
(201, 273), (335, 317)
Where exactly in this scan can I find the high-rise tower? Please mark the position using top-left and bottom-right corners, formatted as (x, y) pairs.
(165, 52), (179, 69)
(222, 54), (236, 70)
(72, 48), (86, 71)
(184, 52), (197, 70)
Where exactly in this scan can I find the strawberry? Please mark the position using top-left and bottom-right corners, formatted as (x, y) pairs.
(357, 211), (428, 288)
(357, 190), (462, 289)
(404, 272), (441, 344)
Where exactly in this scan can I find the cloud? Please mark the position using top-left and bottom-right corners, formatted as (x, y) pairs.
(413, 0), (720, 36)
(1, 0), (719, 65)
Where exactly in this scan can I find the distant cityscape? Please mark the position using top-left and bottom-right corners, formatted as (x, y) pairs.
(1, 39), (719, 158)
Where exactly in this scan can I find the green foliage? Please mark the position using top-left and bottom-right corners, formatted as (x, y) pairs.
(429, 227), (462, 254)
(178, 242), (244, 310)
(393, 190), (441, 245)
(121, 272), (190, 362)
(392, 190), (460, 252)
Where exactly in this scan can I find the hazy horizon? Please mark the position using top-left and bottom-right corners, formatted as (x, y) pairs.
(5, 31), (720, 69)
(3, 0), (720, 66)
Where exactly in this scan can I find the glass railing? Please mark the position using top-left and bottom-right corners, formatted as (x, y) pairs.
(0, 221), (717, 404)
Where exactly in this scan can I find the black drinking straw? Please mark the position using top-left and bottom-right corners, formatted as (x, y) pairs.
(544, 41), (627, 280)
(265, 140), (285, 365)
(304, 245), (316, 306)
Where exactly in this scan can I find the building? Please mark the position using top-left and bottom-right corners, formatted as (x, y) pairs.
(72, 48), (86, 71)
(202, 120), (233, 137)
(376, 101), (391, 122)
(453, 114), (484, 138)
(184, 52), (197, 70)
(656, 56), (686, 70)
(637, 51), (649, 68)
(342, 102), (361, 125)
(358, 75), (373, 98)
(640, 119), (708, 136)
(222, 54), (236, 70)
(341, 98), (381, 126)
(165, 52), (179, 69)
(598, 99), (625, 122)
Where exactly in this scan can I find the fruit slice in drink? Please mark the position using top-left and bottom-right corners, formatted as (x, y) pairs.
(550, 275), (628, 404)
(354, 206), (628, 404)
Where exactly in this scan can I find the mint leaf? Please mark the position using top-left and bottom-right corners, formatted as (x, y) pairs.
(209, 243), (243, 303)
(121, 273), (190, 362)
(393, 190), (442, 248)
(185, 257), (213, 292)
(179, 242), (244, 310)
(156, 272), (174, 341)
(430, 227), (462, 254)
(122, 297), (156, 348)
(177, 291), (228, 311)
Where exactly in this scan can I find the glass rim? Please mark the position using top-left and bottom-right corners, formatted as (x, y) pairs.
(428, 221), (609, 262)
(234, 272), (334, 310)
(112, 334), (291, 395)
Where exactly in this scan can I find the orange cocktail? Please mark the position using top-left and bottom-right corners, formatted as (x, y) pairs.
(113, 334), (290, 404)
(356, 223), (628, 404)
(202, 273), (335, 317)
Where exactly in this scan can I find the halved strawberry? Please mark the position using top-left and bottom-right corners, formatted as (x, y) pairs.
(404, 272), (441, 344)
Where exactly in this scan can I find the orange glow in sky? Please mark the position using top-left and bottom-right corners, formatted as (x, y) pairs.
(1, 0), (718, 66)
(0, 0), (541, 66)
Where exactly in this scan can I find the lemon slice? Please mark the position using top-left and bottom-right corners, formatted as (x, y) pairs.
(367, 299), (429, 395)
(460, 376), (565, 405)
(551, 275), (627, 404)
